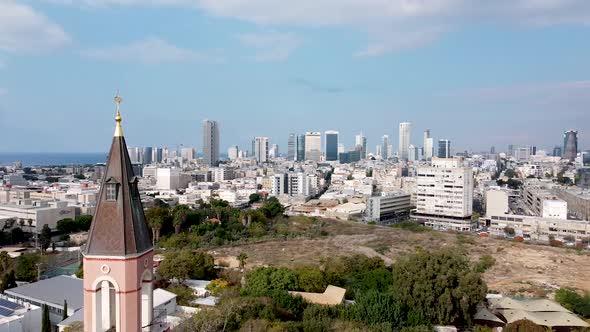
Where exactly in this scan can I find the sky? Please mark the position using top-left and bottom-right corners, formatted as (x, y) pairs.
(0, 0), (589, 154)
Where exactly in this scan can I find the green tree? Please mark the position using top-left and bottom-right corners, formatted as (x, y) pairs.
(555, 288), (590, 318)
(237, 252), (248, 269)
(244, 267), (298, 296)
(342, 290), (406, 327)
(260, 197), (285, 219)
(295, 266), (327, 293)
(391, 248), (487, 326)
(75, 215), (93, 231)
(474, 255), (496, 273)
(172, 205), (190, 234)
(504, 169), (516, 178)
(0, 270), (17, 292)
(39, 224), (52, 252)
(62, 299), (68, 321)
(0, 251), (9, 272)
(248, 193), (261, 204)
(15, 254), (40, 282)
(157, 250), (215, 282)
(41, 304), (50, 332)
(145, 206), (169, 244)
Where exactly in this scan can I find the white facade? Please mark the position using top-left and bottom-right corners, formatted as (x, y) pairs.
(227, 146), (239, 160)
(424, 130), (433, 160)
(485, 190), (509, 217)
(253, 137), (269, 163)
(366, 193), (412, 223)
(399, 122), (411, 161)
(0, 201), (76, 232)
(156, 168), (181, 191)
(269, 144), (279, 159)
(180, 147), (195, 161)
(304, 132), (322, 162)
(413, 158), (474, 231)
(542, 200), (567, 220)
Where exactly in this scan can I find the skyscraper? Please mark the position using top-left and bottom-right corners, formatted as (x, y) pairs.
(202, 120), (219, 166)
(408, 144), (417, 161)
(355, 132), (367, 159)
(287, 133), (296, 161)
(508, 144), (515, 157)
(305, 132), (322, 162)
(269, 144), (279, 159)
(423, 129), (433, 160)
(325, 131), (339, 161)
(228, 145), (239, 160)
(253, 137), (269, 163)
(553, 146), (562, 157)
(490, 146), (496, 154)
(296, 134), (305, 161)
(399, 122), (411, 161)
(438, 139), (451, 158)
(143, 146), (153, 164)
(563, 130), (578, 161)
(382, 135), (390, 159)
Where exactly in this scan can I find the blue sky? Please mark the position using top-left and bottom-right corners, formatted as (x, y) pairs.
(0, 0), (589, 154)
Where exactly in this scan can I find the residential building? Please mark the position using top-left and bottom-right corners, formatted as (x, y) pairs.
(325, 131), (339, 161)
(365, 192), (412, 224)
(305, 132), (322, 162)
(438, 139), (451, 158)
(203, 119), (220, 166)
(563, 130), (578, 161)
(412, 158), (474, 231)
(399, 122), (411, 161)
(253, 137), (269, 163)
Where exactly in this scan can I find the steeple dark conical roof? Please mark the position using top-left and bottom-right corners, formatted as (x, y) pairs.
(84, 95), (152, 256)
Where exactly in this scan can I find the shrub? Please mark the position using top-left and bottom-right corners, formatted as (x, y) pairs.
(474, 255), (496, 273)
(504, 319), (547, 332)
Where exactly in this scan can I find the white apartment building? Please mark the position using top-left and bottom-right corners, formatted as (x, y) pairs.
(412, 157), (474, 231)
(304, 132), (322, 162)
(271, 173), (313, 197)
(365, 192), (412, 224)
(212, 167), (235, 182)
(253, 137), (269, 163)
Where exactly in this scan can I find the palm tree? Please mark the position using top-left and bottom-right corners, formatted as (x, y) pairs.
(172, 205), (190, 234)
(147, 216), (164, 245)
(0, 251), (9, 272)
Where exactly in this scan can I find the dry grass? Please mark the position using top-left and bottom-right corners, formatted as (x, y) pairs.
(209, 218), (590, 294)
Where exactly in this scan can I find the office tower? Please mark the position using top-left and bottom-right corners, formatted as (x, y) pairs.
(508, 144), (515, 157)
(418, 147), (424, 160)
(127, 147), (142, 164)
(143, 147), (153, 164)
(269, 144), (279, 159)
(202, 119), (220, 166)
(413, 158), (473, 231)
(408, 144), (417, 161)
(582, 150), (590, 166)
(355, 132), (367, 159)
(382, 135), (390, 159)
(305, 132), (322, 162)
(325, 130), (339, 161)
(338, 143), (345, 154)
(181, 147), (195, 161)
(152, 147), (163, 163)
(529, 146), (537, 156)
(287, 133), (296, 161)
(563, 130), (578, 161)
(515, 146), (531, 161)
(339, 150), (361, 164)
(228, 145), (239, 160)
(388, 145), (393, 158)
(253, 137), (269, 163)
(399, 122), (411, 161)
(296, 134), (306, 161)
(553, 146), (562, 157)
(490, 146), (496, 154)
(376, 145), (382, 158)
(438, 139), (451, 158)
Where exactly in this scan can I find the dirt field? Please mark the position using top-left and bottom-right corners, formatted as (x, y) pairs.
(209, 219), (590, 295)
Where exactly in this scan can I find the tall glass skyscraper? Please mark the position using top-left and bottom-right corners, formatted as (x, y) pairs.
(142, 146), (153, 164)
(287, 133), (296, 161)
(382, 135), (390, 159)
(202, 119), (219, 166)
(438, 139), (451, 158)
(563, 130), (578, 161)
(399, 122), (411, 161)
(296, 134), (305, 161)
(325, 131), (339, 161)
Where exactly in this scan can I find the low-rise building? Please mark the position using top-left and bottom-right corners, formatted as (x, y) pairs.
(365, 192), (412, 224)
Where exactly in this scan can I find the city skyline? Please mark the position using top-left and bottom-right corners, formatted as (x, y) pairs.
(1, 1), (590, 153)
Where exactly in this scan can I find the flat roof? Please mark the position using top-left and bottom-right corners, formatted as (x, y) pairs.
(5, 275), (83, 310)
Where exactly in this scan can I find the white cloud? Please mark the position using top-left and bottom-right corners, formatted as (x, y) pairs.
(80, 37), (223, 64)
(0, 0), (70, 53)
(44, 0), (590, 56)
(237, 32), (301, 62)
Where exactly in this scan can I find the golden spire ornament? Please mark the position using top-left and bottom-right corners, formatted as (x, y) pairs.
(114, 91), (124, 137)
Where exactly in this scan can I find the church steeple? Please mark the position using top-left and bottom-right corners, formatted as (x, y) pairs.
(84, 93), (152, 256)
(84, 93), (155, 332)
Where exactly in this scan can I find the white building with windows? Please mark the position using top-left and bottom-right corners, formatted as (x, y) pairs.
(412, 158), (474, 231)
(304, 132), (322, 162)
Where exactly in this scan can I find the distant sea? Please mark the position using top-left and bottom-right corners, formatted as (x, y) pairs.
(0, 152), (108, 167)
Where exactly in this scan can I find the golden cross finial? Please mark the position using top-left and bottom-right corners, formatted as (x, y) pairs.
(114, 91), (124, 137)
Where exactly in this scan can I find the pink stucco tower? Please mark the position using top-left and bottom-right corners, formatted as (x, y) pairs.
(83, 93), (154, 332)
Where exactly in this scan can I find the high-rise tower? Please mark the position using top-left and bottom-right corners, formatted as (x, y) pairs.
(399, 122), (411, 161)
(563, 130), (578, 161)
(83, 94), (154, 332)
(325, 131), (339, 161)
(202, 120), (219, 166)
